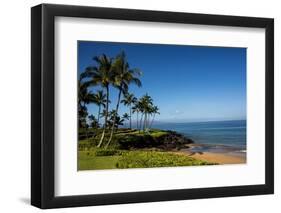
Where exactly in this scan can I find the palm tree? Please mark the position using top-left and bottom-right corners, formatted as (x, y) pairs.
(122, 113), (130, 127)
(100, 109), (110, 127)
(105, 51), (142, 148)
(106, 110), (124, 130)
(149, 106), (160, 129)
(105, 110), (116, 125)
(92, 90), (106, 124)
(78, 105), (88, 128)
(132, 100), (140, 130)
(121, 93), (137, 129)
(138, 94), (153, 132)
(88, 114), (99, 129)
(78, 79), (96, 139)
(78, 81), (88, 129)
(115, 116), (125, 130)
(145, 104), (154, 132)
(78, 79), (95, 109)
(81, 54), (114, 147)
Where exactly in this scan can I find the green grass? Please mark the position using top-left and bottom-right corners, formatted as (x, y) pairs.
(77, 128), (210, 171)
(115, 129), (139, 136)
(78, 129), (171, 151)
(149, 131), (168, 138)
(78, 139), (96, 150)
(78, 150), (215, 170)
(115, 129), (167, 137)
(78, 151), (120, 170)
(116, 151), (215, 168)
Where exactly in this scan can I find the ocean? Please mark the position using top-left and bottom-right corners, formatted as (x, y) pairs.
(153, 120), (246, 153)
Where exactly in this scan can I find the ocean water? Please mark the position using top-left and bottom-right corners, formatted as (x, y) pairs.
(153, 120), (246, 152)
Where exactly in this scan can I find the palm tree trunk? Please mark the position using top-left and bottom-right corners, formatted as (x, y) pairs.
(129, 105), (132, 129)
(143, 113), (145, 131)
(146, 114), (150, 132)
(97, 106), (101, 124)
(83, 103), (89, 139)
(139, 113), (143, 133)
(143, 113), (146, 132)
(147, 114), (150, 132)
(97, 86), (109, 148)
(149, 113), (156, 129)
(147, 114), (149, 131)
(105, 88), (122, 148)
(136, 111), (139, 130)
(146, 114), (148, 131)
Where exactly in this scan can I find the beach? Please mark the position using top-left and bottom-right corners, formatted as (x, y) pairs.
(176, 142), (246, 164)
(180, 150), (246, 164)
(153, 120), (247, 165)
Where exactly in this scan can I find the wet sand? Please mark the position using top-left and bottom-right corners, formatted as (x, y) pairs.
(184, 151), (246, 164)
(177, 144), (246, 164)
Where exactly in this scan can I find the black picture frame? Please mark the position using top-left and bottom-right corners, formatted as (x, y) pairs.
(31, 3), (274, 209)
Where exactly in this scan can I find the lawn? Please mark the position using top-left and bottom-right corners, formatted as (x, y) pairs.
(78, 129), (171, 151)
(78, 150), (215, 170)
(115, 129), (168, 137)
(78, 151), (121, 170)
(116, 151), (214, 168)
(77, 128), (214, 171)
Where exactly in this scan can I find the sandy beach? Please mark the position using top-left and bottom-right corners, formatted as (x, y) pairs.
(186, 152), (245, 164)
(177, 145), (246, 164)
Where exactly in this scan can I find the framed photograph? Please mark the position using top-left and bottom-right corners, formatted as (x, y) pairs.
(31, 4), (274, 209)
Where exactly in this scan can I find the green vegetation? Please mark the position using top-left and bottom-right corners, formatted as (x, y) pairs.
(150, 131), (168, 137)
(78, 150), (215, 170)
(78, 127), (204, 170)
(77, 128), (216, 171)
(94, 149), (123, 156)
(116, 151), (215, 169)
(78, 51), (161, 148)
(79, 151), (120, 170)
(78, 129), (187, 151)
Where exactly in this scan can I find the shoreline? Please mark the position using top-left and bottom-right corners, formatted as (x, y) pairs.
(186, 142), (246, 153)
(177, 147), (246, 164)
(79, 128), (247, 165)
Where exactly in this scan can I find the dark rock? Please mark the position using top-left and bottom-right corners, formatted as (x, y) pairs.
(154, 130), (194, 150)
(116, 130), (194, 150)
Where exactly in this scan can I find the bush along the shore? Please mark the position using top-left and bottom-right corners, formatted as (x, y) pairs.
(153, 130), (194, 150)
(78, 129), (194, 151)
(94, 149), (123, 156)
(116, 130), (194, 150)
(78, 149), (216, 170)
(116, 151), (215, 168)
(77, 130), (218, 171)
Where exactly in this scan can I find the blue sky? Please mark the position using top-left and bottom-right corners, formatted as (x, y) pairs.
(78, 41), (246, 123)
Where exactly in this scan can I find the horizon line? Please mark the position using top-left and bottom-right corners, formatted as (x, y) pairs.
(125, 118), (246, 125)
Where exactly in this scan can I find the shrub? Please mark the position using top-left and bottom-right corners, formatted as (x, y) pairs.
(116, 134), (157, 149)
(78, 139), (95, 151)
(150, 131), (168, 138)
(116, 151), (216, 168)
(78, 128), (103, 140)
(94, 149), (123, 156)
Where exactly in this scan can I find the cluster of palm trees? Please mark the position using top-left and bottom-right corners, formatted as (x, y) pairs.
(79, 51), (160, 148)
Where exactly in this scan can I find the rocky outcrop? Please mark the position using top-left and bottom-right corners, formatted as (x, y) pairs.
(155, 130), (194, 150)
(117, 130), (194, 150)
